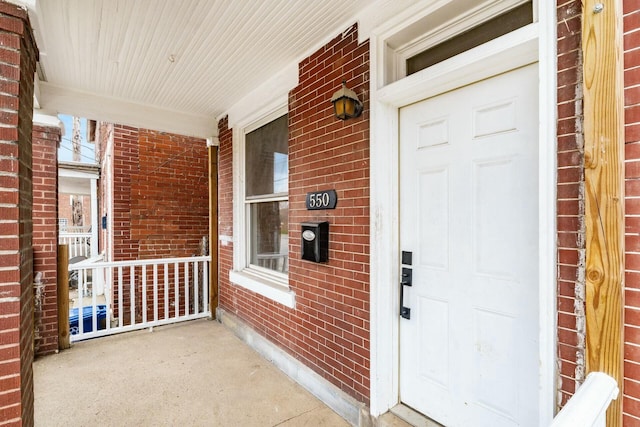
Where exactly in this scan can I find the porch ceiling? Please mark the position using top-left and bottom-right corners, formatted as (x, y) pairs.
(19, 0), (373, 138)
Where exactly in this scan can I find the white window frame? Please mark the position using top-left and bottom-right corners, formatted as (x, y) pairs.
(230, 104), (295, 308)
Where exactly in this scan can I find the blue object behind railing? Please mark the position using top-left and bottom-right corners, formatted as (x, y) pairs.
(69, 305), (106, 335)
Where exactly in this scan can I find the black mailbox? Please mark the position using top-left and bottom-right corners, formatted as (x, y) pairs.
(301, 221), (329, 263)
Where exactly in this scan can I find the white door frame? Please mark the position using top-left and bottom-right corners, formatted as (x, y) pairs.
(368, 1), (557, 423)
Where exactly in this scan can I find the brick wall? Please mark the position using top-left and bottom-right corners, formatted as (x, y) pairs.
(112, 125), (139, 261)
(556, 0), (585, 410)
(625, 0), (640, 423)
(32, 124), (61, 356)
(110, 125), (209, 261)
(218, 24), (371, 404)
(0, 2), (38, 425)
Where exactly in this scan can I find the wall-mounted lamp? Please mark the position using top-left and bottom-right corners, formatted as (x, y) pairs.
(331, 81), (363, 120)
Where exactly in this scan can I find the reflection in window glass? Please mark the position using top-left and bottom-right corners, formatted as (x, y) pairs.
(250, 201), (289, 273)
(246, 115), (288, 197)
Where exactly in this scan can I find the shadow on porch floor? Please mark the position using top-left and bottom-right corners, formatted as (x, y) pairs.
(34, 319), (349, 427)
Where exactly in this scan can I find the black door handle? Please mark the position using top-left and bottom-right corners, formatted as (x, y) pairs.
(400, 267), (412, 319)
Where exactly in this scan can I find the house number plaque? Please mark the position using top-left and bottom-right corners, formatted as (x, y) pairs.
(305, 190), (337, 210)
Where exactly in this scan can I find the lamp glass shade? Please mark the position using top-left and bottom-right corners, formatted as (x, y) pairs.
(334, 97), (356, 120)
(331, 82), (362, 120)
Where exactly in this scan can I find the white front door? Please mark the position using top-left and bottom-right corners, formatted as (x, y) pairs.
(399, 64), (539, 426)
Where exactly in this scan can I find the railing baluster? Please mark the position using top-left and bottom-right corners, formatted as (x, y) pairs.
(174, 262), (179, 318)
(153, 264), (158, 323)
(184, 262), (189, 317)
(194, 261), (199, 314)
(76, 268), (84, 336)
(164, 263), (169, 321)
(118, 267), (123, 328)
(130, 265), (135, 326)
(91, 267), (97, 333)
(203, 261), (209, 314)
(104, 267), (111, 331)
(142, 265), (147, 325)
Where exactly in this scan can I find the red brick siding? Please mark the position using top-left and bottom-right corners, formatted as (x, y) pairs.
(112, 125), (139, 261)
(111, 126), (209, 261)
(625, 0), (640, 423)
(217, 116), (233, 269)
(131, 129), (209, 258)
(32, 125), (61, 356)
(0, 2), (37, 425)
(556, 0), (585, 410)
(218, 24), (370, 404)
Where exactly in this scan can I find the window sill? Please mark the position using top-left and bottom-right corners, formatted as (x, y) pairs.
(229, 269), (296, 308)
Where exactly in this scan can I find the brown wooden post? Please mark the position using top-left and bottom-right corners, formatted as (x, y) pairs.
(208, 145), (219, 318)
(582, 1), (624, 425)
(57, 245), (71, 349)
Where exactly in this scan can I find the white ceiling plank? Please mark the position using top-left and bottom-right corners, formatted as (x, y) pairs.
(32, 0), (406, 134)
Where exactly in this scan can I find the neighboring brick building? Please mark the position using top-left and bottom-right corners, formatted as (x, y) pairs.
(96, 124), (209, 262)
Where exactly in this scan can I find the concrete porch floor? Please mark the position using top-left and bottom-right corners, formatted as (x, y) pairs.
(34, 319), (351, 427)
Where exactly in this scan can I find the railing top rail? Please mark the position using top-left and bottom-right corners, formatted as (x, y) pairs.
(68, 255), (211, 270)
(550, 372), (619, 426)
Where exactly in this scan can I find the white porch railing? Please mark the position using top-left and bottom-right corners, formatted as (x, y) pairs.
(59, 232), (92, 258)
(550, 372), (619, 427)
(68, 256), (210, 342)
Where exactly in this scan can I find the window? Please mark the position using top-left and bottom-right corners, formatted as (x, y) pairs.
(245, 115), (289, 274)
(230, 107), (294, 307)
(406, 2), (533, 76)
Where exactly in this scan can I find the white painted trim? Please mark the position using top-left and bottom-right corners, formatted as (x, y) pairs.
(223, 63), (297, 128)
(33, 110), (62, 129)
(39, 82), (214, 139)
(377, 23), (539, 107)
(229, 270), (295, 309)
(537, 0), (558, 423)
(369, 2), (556, 421)
(391, 0), (530, 82)
(217, 308), (365, 426)
(58, 167), (99, 180)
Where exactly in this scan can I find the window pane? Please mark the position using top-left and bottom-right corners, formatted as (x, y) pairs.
(406, 2), (533, 75)
(250, 201), (289, 273)
(246, 115), (288, 197)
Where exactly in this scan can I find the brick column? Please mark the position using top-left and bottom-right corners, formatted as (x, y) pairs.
(32, 123), (61, 356)
(0, 2), (38, 425)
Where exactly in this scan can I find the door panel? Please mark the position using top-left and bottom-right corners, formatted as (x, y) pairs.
(399, 64), (539, 427)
